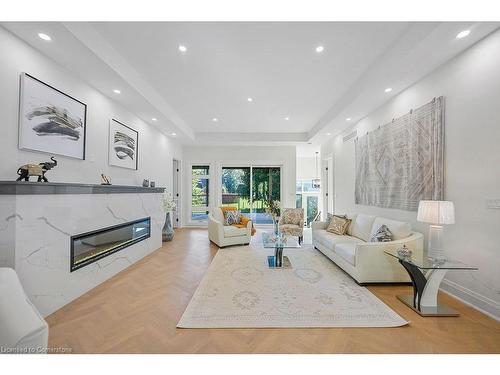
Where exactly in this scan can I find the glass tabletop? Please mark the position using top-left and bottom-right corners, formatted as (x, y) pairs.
(384, 250), (477, 270)
(262, 232), (301, 248)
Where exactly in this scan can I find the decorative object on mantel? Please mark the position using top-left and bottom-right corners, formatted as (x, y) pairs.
(16, 157), (57, 182)
(417, 200), (455, 261)
(100, 174), (111, 185)
(150, 181), (155, 188)
(19, 73), (87, 160)
(109, 119), (139, 170)
(142, 179), (149, 187)
(355, 96), (445, 211)
(161, 190), (176, 241)
(264, 199), (281, 235)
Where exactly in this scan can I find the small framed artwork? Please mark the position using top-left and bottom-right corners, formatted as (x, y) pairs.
(109, 119), (139, 170)
(19, 73), (87, 159)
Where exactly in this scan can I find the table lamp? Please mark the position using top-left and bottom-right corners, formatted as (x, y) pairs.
(417, 200), (455, 261)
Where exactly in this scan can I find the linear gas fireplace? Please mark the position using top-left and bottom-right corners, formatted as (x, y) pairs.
(70, 217), (151, 272)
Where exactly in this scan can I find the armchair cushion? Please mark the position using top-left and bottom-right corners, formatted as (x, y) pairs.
(223, 226), (248, 238)
(279, 224), (302, 237)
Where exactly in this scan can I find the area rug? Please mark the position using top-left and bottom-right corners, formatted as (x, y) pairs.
(177, 246), (408, 328)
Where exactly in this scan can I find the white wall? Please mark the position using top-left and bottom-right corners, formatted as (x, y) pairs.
(182, 145), (296, 226)
(0, 27), (181, 190)
(322, 29), (500, 319)
(297, 156), (317, 180)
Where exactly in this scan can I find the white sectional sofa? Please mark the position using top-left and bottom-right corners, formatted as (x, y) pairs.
(312, 213), (424, 284)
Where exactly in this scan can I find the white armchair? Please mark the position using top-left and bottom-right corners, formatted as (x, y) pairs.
(0, 267), (49, 353)
(208, 208), (252, 247)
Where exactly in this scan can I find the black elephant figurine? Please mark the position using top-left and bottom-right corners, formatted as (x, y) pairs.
(16, 157), (58, 182)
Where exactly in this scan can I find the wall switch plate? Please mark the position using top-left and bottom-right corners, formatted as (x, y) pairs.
(486, 199), (500, 209)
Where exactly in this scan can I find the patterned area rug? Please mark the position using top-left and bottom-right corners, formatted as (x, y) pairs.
(177, 246), (408, 328)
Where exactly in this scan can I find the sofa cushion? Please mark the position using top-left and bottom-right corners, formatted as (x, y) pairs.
(350, 214), (376, 241)
(345, 213), (358, 236)
(313, 230), (363, 249)
(223, 226), (248, 238)
(334, 243), (356, 266)
(370, 217), (411, 240)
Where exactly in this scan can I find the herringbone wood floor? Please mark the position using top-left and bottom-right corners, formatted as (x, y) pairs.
(46, 228), (500, 353)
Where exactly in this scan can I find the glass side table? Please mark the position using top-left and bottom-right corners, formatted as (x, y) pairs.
(385, 250), (478, 317)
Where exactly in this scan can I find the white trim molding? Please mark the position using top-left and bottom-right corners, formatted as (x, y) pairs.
(440, 278), (500, 321)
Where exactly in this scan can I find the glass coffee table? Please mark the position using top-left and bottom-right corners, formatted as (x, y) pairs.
(385, 250), (478, 317)
(262, 232), (301, 269)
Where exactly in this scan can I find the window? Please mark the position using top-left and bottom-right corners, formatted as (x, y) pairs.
(191, 165), (210, 223)
(296, 179), (320, 226)
(221, 166), (281, 225)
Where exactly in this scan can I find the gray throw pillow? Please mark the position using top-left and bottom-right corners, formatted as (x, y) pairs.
(370, 225), (393, 242)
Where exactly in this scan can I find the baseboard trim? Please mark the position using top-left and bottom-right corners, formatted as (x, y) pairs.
(440, 279), (500, 321)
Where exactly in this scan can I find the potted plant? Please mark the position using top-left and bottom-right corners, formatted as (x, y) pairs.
(161, 190), (176, 242)
(264, 199), (281, 235)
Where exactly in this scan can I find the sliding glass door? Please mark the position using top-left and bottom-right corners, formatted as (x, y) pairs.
(221, 167), (251, 216)
(252, 167), (280, 224)
(221, 166), (281, 225)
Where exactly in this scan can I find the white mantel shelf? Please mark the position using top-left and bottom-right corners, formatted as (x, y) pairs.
(0, 181), (165, 195)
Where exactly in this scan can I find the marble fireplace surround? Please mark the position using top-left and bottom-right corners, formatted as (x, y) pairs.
(0, 181), (165, 317)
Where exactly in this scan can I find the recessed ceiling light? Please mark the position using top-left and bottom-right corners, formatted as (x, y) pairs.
(151, 118), (157, 122)
(456, 30), (471, 39)
(113, 89), (121, 94)
(326, 132), (332, 136)
(178, 45), (187, 52)
(315, 45), (324, 53)
(346, 118), (351, 122)
(247, 97), (253, 102)
(384, 87), (392, 93)
(171, 133), (177, 136)
(284, 116), (290, 121)
(212, 117), (218, 122)
(38, 33), (51, 41)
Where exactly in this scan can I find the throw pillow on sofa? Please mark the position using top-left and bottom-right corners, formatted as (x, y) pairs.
(223, 210), (242, 226)
(326, 215), (351, 235)
(370, 225), (393, 242)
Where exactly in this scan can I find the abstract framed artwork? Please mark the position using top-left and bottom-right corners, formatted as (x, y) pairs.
(108, 119), (139, 170)
(18, 73), (87, 159)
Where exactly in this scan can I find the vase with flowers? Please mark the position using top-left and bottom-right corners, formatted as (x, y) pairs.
(264, 199), (281, 235)
(161, 190), (176, 242)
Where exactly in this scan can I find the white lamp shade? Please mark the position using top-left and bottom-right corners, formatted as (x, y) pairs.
(417, 200), (455, 224)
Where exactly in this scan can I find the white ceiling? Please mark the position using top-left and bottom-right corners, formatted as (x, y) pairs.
(2, 22), (499, 146)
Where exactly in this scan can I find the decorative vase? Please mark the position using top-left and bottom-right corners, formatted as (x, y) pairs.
(274, 245), (283, 267)
(162, 212), (174, 242)
(273, 216), (280, 235)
